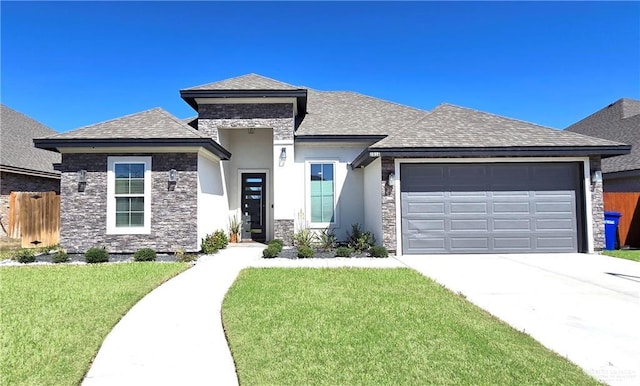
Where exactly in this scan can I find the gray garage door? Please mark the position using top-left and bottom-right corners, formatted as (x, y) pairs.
(401, 163), (581, 254)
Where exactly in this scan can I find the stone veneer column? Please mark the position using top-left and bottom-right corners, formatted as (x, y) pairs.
(590, 157), (605, 251)
(381, 157), (397, 252)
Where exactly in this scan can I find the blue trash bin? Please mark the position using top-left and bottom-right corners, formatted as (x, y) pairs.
(604, 211), (622, 250)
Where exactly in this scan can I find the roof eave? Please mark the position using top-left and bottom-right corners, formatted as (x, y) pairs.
(179, 89), (308, 116)
(365, 145), (632, 159)
(0, 164), (61, 179)
(296, 135), (385, 144)
(33, 138), (232, 160)
(603, 168), (640, 179)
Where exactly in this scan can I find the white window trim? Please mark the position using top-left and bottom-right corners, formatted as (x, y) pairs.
(107, 156), (152, 235)
(305, 160), (339, 228)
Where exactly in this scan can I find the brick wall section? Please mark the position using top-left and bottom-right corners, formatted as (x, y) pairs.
(381, 157), (396, 252)
(590, 157), (605, 251)
(274, 219), (294, 246)
(198, 103), (294, 141)
(58, 153), (198, 253)
(0, 172), (60, 236)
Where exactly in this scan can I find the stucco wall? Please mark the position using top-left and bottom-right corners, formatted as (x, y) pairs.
(0, 171), (60, 236)
(292, 143), (367, 241)
(197, 153), (229, 249)
(59, 153), (198, 253)
(363, 158), (383, 246)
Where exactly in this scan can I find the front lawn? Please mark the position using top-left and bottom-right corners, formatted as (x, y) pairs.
(0, 262), (188, 385)
(223, 268), (599, 385)
(602, 249), (640, 262)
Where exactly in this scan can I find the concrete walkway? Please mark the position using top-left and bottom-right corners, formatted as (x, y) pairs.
(82, 247), (403, 385)
(398, 253), (640, 386)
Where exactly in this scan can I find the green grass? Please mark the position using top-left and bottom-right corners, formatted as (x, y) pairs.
(223, 268), (600, 386)
(602, 249), (640, 262)
(0, 262), (188, 386)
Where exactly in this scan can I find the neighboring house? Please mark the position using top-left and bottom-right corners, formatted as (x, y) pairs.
(34, 74), (630, 255)
(565, 98), (640, 192)
(0, 105), (61, 236)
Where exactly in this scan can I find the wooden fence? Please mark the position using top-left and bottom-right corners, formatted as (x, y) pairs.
(603, 192), (640, 248)
(8, 192), (60, 248)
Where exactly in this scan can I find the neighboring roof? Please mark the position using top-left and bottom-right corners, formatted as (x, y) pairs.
(34, 108), (231, 160)
(566, 98), (640, 174)
(183, 73), (299, 91)
(0, 104), (60, 178)
(296, 90), (428, 136)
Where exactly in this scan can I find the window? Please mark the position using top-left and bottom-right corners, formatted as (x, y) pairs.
(309, 162), (335, 224)
(107, 156), (151, 234)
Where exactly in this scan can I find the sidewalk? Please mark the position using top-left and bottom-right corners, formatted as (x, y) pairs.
(82, 245), (263, 386)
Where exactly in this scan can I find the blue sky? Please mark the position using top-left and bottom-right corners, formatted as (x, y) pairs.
(2, 1), (639, 133)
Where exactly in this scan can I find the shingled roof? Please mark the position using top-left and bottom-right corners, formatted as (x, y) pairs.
(0, 104), (60, 178)
(183, 73), (299, 91)
(373, 103), (625, 149)
(565, 98), (640, 174)
(34, 108), (231, 160)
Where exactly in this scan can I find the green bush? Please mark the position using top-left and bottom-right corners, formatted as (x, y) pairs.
(268, 240), (283, 254)
(347, 223), (376, 253)
(319, 228), (337, 251)
(369, 246), (389, 258)
(335, 246), (354, 258)
(85, 247), (108, 264)
(201, 230), (228, 254)
(16, 249), (36, 264)
(262, 245), (280, 258)
(133, 248), (157, 262)
(293, 228), (316, 249)
(297, 246), (315, 259)
(52, 250), (69, 263)
(270, 239), (284, 248)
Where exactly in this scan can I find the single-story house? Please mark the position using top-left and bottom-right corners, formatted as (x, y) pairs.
(34, 74), (630, 255)
(1, 104), (61, 236)
(565, 98), (640, 192)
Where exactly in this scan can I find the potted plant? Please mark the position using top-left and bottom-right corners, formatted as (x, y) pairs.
(229, 215), (241, 243)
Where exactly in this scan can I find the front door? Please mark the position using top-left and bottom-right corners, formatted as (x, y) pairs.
(241, 173), (267, 242)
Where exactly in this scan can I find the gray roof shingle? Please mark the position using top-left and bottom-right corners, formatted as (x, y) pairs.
(0, 104), (60, 177)
(565, 98), (640, 173)
(42, 108), (211, 140)
(297, 90), (428, 136)
(372, 103), (625, 149)
(183, 73), (300, 91)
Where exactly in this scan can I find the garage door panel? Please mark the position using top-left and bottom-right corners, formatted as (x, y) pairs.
(401, 162), (580, 254)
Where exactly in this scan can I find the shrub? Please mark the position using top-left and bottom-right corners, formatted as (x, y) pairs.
(85, 247), (108, 264)
(175, 249), (198, 263)
(134, 248), (157, 262)
(270, 239), (284, 248)
(268, 240), (283, 253)
(201, 230), (228, 254)
(369, 246), (389, 258)
(52, 250), (69, 263)
(335, 246), (354, 258)
(297, 246), (315, 259)
(347, 223), (376, 253)
(293, 228), (317, 249)
(319, 228), (337, 251)
(262, 245), (280, 258)
(16, 249), (36, 264)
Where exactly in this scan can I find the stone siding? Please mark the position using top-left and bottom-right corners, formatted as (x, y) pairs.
(381, 157), (396, 252)
(0, 171), (60, 236)
(198, 103), (294, 141)
(58, 153), (198, 253)
(274, 219), (294, 246)
(590, 157), (605, 251)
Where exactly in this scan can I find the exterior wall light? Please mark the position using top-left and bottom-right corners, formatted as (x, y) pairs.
(592, 170), (602, 183)
(78, 169), (87, 192)
(168, 169), (177, 191)
(387, 172), (395, 186)
(279, 147), (287, 167)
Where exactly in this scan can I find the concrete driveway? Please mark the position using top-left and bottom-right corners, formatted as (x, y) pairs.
(397, 253), (640, 386)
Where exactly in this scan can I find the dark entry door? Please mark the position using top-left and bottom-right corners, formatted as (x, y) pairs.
(241, 173), (266, 242)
